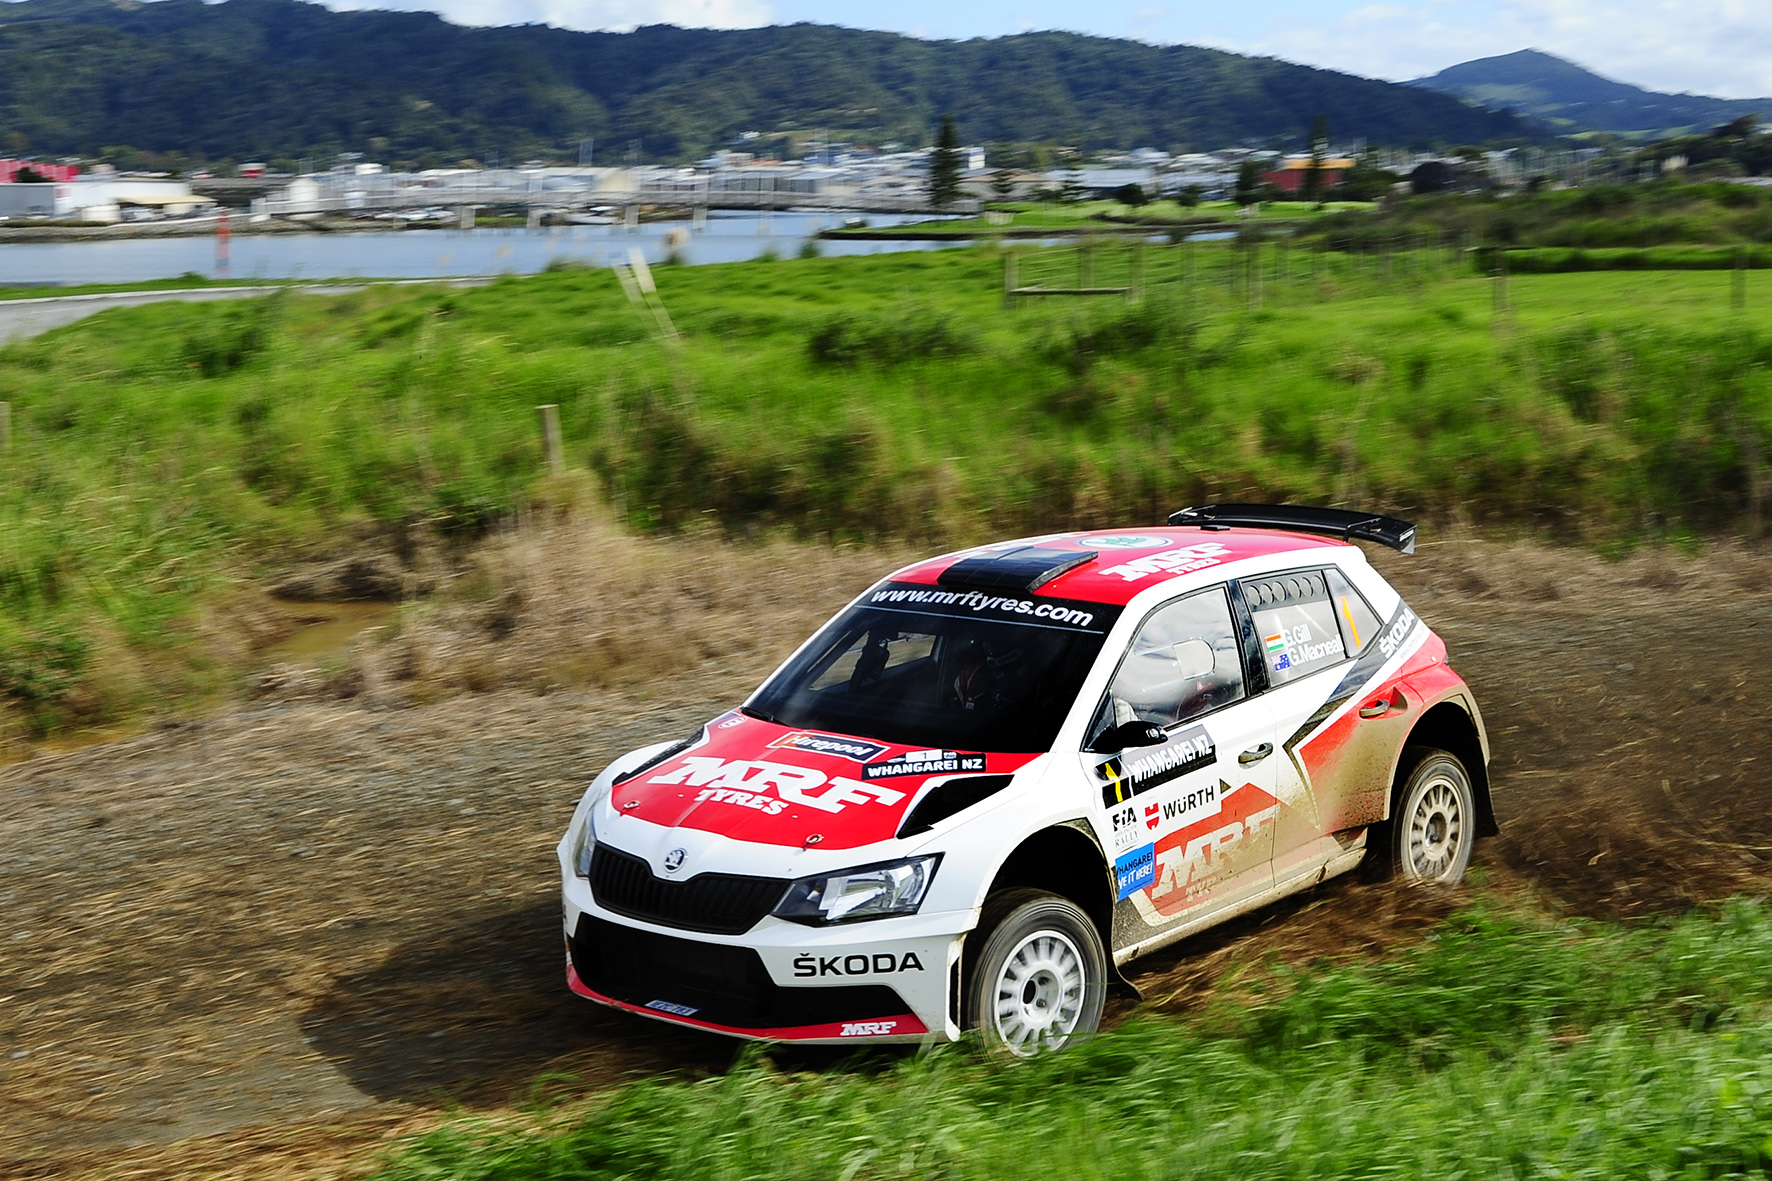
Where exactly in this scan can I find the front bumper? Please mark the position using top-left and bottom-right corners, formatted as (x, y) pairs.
(561, 845), (966, 1044)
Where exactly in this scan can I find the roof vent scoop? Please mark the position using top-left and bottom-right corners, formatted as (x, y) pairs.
(1168, 503), (1417, 555)
(937, 546), (1097, 593)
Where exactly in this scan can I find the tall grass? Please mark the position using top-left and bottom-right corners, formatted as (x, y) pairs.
(3, 248), (1771, 732)
(370, 900), (1772, 1181)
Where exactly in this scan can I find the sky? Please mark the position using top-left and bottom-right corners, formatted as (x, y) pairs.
(319, 0), (1772, 99)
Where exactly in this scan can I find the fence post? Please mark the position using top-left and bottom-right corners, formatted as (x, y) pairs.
(1004, 249), (1018, 309)
(537, 404), (564, 474)
(1735, 245), (1748, 312)
(0, 402), (10, 452)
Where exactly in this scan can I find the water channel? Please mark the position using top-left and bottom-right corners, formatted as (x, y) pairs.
(0, 210), (958, 285)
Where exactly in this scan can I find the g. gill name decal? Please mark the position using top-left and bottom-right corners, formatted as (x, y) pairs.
(650, 757), (906, 814)
(1098, 542), (1230, 584)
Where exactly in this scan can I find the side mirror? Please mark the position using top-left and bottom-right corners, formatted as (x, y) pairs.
(1088, 720), (1168, 753)
(1172, 638), (1215, 680)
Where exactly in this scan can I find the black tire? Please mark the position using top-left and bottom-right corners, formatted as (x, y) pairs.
(1383, 748), (1476, 885)
(963, 888), (1107, 1057)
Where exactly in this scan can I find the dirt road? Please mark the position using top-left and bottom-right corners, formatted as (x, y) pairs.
(3, 538), (1769, 1179)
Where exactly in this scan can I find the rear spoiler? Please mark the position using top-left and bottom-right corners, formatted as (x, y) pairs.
(1167, 503), (1417, 555)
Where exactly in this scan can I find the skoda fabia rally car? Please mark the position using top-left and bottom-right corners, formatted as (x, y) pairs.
(558, 504), (1493, 1055)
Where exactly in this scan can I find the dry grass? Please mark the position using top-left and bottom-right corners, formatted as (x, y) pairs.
(336, 509), (919, 708)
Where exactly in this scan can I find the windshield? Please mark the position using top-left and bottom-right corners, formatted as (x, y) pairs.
(747, 582), (1121, 752)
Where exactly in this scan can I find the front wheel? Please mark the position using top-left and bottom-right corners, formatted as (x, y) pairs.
(964, 889), (1106, 1057)
(1389, 748), (1476, 884)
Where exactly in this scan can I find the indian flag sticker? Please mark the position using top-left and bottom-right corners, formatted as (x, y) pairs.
(1264, 633), (1287, 653)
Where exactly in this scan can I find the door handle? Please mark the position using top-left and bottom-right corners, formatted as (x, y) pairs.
(1238, 743), (1273, 766)
(1359, 688), (1407, 720)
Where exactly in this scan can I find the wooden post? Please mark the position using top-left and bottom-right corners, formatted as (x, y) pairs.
(1129, 241), (1145, 304)
(458, 205), (476, 231)
(537, 404), (564, 474)
(1004, 249), (1018, 309)
(1080, 242), (1094, 288)
(0, 402), (10, 453)
(1735, 245), (1747, 312)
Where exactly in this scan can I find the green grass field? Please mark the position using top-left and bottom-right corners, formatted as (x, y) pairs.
(3, 243), (1771, 733)
(369, 897), (1772, 1181)
(838, 199), (1367, 237)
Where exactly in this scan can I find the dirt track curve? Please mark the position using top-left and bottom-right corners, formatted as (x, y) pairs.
(3, 539), (1770, 1180)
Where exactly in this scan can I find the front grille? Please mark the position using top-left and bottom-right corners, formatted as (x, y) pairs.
(589, 843), (790, 935)
(571, 915), (907, 1029)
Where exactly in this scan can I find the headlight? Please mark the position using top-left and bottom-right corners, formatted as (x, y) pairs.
(773, 855), (942, 925)
(572, 807), (597, 878)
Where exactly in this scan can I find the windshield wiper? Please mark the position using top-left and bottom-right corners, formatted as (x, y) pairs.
(740, 705), (782, 724)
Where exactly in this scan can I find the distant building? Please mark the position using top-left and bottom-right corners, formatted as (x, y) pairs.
(0, 159), (79, 183)
(1263, 155), (1357, 193)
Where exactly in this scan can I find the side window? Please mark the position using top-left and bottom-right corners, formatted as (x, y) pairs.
(1102, 587), (1246, 731)
(1324, 568), (1384, 656)
(1244, 569), (1347, 685)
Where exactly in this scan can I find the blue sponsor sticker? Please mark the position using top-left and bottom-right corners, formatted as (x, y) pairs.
(1114, 843), (1156, 900)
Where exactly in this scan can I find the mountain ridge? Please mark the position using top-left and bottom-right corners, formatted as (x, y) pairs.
(0, 0), (1529, 163)
(1414, 49), (1772, 136)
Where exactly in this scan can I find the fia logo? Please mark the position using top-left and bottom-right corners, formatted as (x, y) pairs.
(663, 848), (686, 873)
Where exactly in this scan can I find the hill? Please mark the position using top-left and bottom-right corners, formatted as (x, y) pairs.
(1414, 49), (1772, 136)
(0, 0), (1529, 165)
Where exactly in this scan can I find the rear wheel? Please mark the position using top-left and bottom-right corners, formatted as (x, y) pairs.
(964, 889), (1106, 1057)
(1388, 748), (1476, 884)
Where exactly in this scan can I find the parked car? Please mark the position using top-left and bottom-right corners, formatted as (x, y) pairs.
(558, 505), (1492, 1055)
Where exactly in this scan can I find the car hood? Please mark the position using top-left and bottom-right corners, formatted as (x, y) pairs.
(610, 710), (1043, 851)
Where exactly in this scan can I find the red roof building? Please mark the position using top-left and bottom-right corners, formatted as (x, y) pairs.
(0, 160), (79, 183)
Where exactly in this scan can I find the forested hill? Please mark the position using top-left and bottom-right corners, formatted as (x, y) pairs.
(0, 0), (1529, 165)
(1415, 49), (1772, 136)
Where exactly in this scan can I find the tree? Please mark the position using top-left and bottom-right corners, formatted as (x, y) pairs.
(13, 166), (50, 183)
(929, 115), (963, 209)
(1235, 159), (1263, 207)
(1304, 115), (1328, 207)
(990, 168), (1017, 201)
(1176, 184), (1202, 208)
(1113, 182), (1147, 206)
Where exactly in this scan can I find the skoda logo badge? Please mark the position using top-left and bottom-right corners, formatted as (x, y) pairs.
(663, 848), (687, 873)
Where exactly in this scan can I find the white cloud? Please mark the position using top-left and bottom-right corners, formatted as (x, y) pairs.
(1247, 0), (1772, 99)
(324, 0), (772, 32)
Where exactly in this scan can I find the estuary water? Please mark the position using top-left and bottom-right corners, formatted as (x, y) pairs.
(0, 211), (954, 286)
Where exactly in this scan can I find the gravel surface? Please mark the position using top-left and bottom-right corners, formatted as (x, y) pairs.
(3, 538), (1770, 1180)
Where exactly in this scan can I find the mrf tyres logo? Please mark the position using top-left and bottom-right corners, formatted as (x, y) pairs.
(769, 731), (890, 763)
(650, 757), (906, 814)
(863, 748), (985, 781)
(793, 951), (926, 977)
(840, 1020), (898, 1037)
(869, 586), (1100, 630)
(1098, 542), (1230, 584)
(1099, 725), (1215, 806)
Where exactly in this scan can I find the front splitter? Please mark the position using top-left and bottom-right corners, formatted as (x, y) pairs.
(566, 958), (929, 1043)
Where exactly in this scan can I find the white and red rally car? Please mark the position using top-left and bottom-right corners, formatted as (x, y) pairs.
(558, 505), (1492, 1055)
